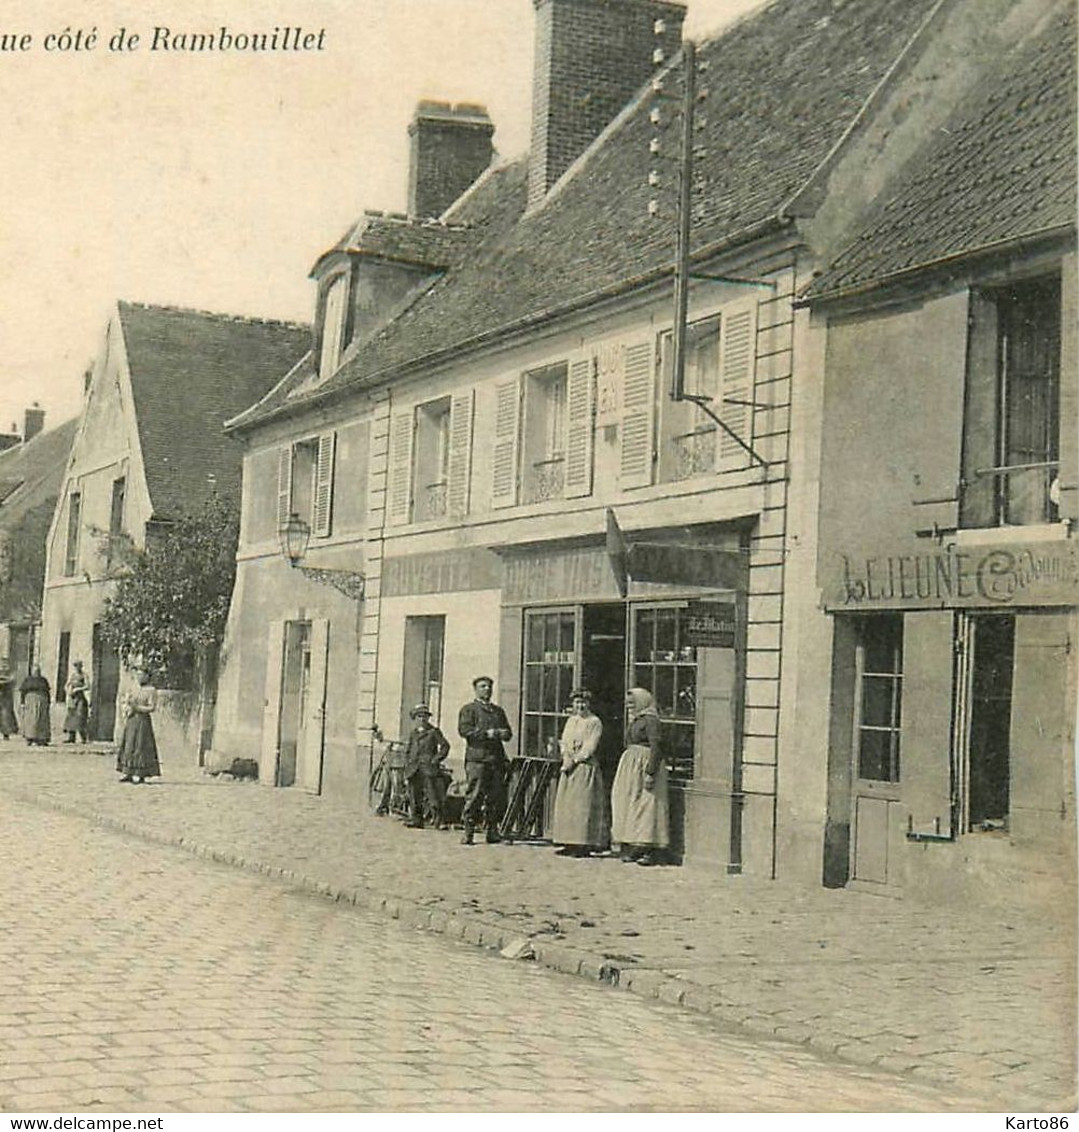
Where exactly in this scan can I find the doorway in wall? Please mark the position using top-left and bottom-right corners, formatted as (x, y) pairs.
(90, 622), (120, 742)
(400, 615), (446, 737)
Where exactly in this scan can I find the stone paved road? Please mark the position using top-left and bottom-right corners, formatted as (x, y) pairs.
(0, 796), (987, 1114)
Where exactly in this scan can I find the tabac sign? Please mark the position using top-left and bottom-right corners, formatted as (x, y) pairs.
(827, 539), (1079, 611)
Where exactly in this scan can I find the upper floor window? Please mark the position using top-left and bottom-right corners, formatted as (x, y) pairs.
(522, 362), (568, 504)
(413, 398), (451, 522)
(276, 433), (336, 540)
(388, 392), (475, 526)
(318, 275), (349, 380)
(658, 304), (757, 483)
(961, 276), (1061, 528)
(106, 476), (126, 568)
(64, 490), (81, 577)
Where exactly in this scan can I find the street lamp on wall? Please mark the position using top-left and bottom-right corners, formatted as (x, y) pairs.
(278, 512), (365, 601)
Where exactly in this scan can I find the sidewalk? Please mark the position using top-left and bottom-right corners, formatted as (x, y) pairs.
(1, 741), (1074, 1111)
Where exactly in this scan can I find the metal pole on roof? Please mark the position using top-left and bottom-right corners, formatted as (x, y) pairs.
(671, 39), (696, 402)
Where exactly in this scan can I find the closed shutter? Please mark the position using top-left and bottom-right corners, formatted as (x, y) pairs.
(276, 447), (292, 533)
(564, 354), (595, 499)
(387, 411), (415, 526)
(903, 612), (954, 839)
(717, 302), (758, 469)
(447, 390), (475, 519)
(299, 618), (329, 796)
(313, 432), (336, 537)
(619, 341), (655, 490)
(491, 378), (521, 509)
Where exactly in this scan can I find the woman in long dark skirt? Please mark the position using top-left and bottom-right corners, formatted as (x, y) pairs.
(19, 665), (51, 746)
(116, 670), (160, 784)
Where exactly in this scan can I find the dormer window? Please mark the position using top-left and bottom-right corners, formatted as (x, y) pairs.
(318, 274), (349, 379)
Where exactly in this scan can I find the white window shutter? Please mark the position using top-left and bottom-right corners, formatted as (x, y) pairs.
(619, 341), (655, 490)
(447, 390), (475, 519)
(276, 446), (292, 533)
(313, 432), (336, 537)
(717, 301), (758, 469)
(388, 411), (415, 526)
(564, 355), (595, 499)
(491, 378), (521, 509)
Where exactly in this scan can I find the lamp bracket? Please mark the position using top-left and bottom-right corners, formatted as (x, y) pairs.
(296, 566), (366, 601)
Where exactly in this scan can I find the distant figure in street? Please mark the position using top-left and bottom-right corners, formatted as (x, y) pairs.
(116, 669), (160, 785)
(551, 689), (609, 857)
(19, 665), (51, 747)
(0, 662), (18, 739)
(402, 703), (450, 829)
(63, 659), (90, 744)
(610, 687), (669, 866)
(457, 675), (512, 845)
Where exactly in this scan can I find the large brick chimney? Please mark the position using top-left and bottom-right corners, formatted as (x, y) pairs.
(408, 101), (495, 219)
(528, 0), (686, 210)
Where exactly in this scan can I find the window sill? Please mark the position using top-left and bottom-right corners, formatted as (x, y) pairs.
(951, 521), (1070, 547)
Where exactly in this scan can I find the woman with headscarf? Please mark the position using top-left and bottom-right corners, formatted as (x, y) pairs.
(63, 659), (90, 743)
(19, 665), (51, 747)
(551, 688), (609, 857)
(610, 687), (669, 866)
(116, 669), (161, 784)
(0, 662), (18, 740)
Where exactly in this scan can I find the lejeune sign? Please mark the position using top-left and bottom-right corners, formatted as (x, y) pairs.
(826, 539), (1079, 610)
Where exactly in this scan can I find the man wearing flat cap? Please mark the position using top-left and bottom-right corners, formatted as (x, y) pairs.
(402, 703), (450, 829)
(457, 675), (512, 845)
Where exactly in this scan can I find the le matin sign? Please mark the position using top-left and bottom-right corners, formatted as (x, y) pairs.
(684, 601), (737, 648)
(828, 538), (1079, 611)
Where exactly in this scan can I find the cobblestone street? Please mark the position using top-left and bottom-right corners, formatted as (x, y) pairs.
(0, 745), (1074, 1112)
(0, 794), (987, 1113)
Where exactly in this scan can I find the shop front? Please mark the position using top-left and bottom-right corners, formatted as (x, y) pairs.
(822, 538), (1078, 902)
(495, 521), (748, 865)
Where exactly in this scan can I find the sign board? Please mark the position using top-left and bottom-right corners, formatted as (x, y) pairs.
(627, 542), (745, 590)
(826, 539), (1079, 611)
(684, 601), (737, 648)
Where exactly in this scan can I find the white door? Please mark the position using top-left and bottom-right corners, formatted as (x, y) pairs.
(297, 618), (329, 795)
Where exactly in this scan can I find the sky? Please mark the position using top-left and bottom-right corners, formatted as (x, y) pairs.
(0, 0), (767, 436)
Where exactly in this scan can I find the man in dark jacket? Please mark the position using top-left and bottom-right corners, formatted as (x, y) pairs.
(457, 675), (512, 845)
(402, 703), (450, 829)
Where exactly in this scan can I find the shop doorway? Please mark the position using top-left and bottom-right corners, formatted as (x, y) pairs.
(957, 613), (1015, 833)
(581, 604), (627, 788)
(849, 614), (904, 886)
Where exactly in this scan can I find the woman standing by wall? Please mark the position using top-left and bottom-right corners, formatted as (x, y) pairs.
(117, 670), (161, 784)
(551, 689), (609, 857)
(610, 687), (669, 866)
(63, 659), (90, 744)
(19, 665), (51, 747)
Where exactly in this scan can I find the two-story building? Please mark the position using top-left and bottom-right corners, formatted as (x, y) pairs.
(806, 1), (1077, 903)
(40, 302), (308, 746)
(216, 0), (1060, 877)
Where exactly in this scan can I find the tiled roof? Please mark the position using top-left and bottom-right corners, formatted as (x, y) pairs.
(117, 303), (309, 519)
(0, 419), (79, 623)
(0, 419), (78, 529)
(317, 211), (479, 271)
(808, 4), (1077, 301)
(234, 0), (943, 428)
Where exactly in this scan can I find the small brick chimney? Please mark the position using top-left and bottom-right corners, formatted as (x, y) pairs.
(528, 0), (686, 209)
(408, 101), (495, 219)
(23, 404), (44, 443)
